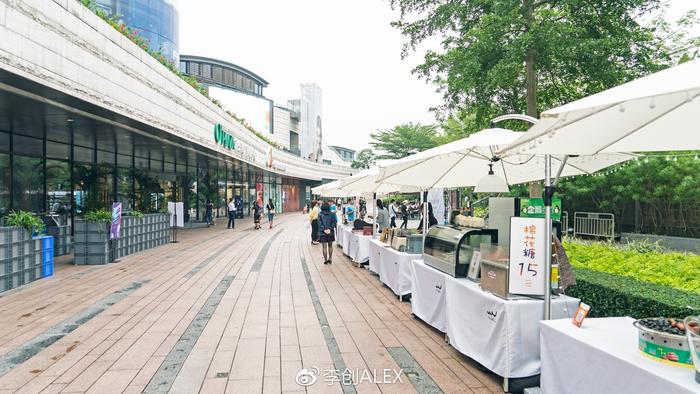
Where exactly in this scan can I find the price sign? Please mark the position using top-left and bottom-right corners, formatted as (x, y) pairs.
(508, 217), (546, 296)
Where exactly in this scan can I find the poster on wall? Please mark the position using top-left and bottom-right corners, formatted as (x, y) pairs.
(110, 203), (122, 240)
(508, 216), (546, 296)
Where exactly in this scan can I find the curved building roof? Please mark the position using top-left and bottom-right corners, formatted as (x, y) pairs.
(180, 55), (269, 87)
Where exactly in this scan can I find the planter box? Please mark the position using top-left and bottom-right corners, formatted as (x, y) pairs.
(79, 214), (171, 262)
(74, 221), (112, 265)
(0, 228), (55, 293)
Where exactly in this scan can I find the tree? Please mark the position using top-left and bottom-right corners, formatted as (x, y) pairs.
(370, 123), (439, 159)
(351, 149), (378, 169)
(390, 1), (698, 124)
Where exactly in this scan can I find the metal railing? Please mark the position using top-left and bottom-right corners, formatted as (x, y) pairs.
(573, 212), (615, 240)
(561, 211), (569, 236)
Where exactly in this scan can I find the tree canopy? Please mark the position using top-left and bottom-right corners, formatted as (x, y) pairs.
(390, 0), (699, 125)
(351, 148), (378, 169)
(370, 123), (439, 159)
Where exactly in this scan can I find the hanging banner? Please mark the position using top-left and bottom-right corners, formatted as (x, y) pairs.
(428, 188), (445, 224)
(256, 183), (263, 206)
(110, 203), (122, 240)
(519, 198), (562, 221)
(508, 216), (546, 296)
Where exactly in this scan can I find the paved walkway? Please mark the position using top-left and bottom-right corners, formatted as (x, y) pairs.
(0, 214), (501, 393)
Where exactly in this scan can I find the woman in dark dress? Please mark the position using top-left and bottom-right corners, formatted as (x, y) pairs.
(318, 202), (337, 264)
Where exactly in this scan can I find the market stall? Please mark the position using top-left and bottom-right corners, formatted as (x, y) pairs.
(410, 259), (448, 332)
(346, 230), (371, 265)
(445, 277), (580, 381)
(540, 317), (699, 394)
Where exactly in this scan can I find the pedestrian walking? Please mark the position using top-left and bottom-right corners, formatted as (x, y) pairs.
(318, 202), (337, 264)
(266, 199), (275, 229)
(309, 200), (320, 245)
(227, 198), (236, 229)
(253, 201), (262, 229)
(417, 202), (438, 232)
(376, 199), (390, 232)
(205, 199), (214, 227)
(400, 200), (409, 229)
(388, 199), (397, 228)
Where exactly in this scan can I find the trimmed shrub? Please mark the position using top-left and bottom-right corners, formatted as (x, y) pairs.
(566, 267), (700, 319)
(564, 239), (700, 293)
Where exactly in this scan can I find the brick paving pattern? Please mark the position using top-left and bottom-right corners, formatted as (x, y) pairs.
(0, 214), (501, 393)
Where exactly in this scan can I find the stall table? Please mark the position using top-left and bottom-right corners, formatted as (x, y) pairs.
(410, 259), (448, 332)
(377, 247), (420, 300)
(336, 222), (347, 248)
(368, 238), (388, 274)
(444, 277), (579, 385)
(540, 317), (699, 394)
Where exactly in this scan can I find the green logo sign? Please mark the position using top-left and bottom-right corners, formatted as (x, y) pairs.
(520, 198), (562, 221)
(214, 123), (235, 150)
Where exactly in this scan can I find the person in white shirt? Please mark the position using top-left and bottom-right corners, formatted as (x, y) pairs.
(227, 198), (236, 229)
(389, 199), (397, 228)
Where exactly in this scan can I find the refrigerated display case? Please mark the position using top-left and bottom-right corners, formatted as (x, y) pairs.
(423, 225), (498, 277)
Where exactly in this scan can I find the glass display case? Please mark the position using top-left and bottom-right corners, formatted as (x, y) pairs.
(423, 225), (498, 277)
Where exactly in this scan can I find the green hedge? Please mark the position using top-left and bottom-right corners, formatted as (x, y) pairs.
(564, 239), (700, 293)
(565, 267), (700, 318)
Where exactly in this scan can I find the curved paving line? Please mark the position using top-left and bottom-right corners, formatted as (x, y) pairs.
(300, 256), (357, 394)
(0, 280), (149, 377)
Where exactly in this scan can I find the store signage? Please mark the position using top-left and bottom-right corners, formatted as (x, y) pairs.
(110, 203), (122, 240)
(508, 217), (546, 296)
(520, 198), (562, 221)
(214, 123), (235, 150)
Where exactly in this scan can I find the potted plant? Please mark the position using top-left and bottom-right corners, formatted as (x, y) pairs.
(1, 211), (49, 291)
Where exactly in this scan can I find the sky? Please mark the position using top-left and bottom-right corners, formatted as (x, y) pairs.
(179, 0), (699, 153)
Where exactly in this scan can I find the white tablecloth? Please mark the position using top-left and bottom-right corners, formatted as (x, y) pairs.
(410, 260), (448, 332)
(540, 317), (700, 394)
(336, 223), (346, 247)
(341, 227), (351, 256)
(368, 239), (388, 274)
(345, 230), (371, 263)
(445, 277), (580, 378)
(377, 247), (420, 296)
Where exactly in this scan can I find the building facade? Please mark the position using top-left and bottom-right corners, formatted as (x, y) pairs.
(96, 0), (180, 63)
(329, 146), (356, 162)
(0, 1), (351, 228)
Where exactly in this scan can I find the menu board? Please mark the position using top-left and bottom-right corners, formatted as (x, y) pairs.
(508, 217), (546, 296)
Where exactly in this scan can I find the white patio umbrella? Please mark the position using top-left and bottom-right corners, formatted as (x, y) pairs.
(496, 61), (700, 320)
(339, 168), (421, 237)
(380, 126), (635, 319)
(501, 58), (700, 155)
(379, 128), (635, 189)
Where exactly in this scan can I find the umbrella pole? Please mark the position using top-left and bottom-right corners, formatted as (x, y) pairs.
(373, 192), (377, 239)
(544, 155), (552, 320)
(422, 190), (428, 244)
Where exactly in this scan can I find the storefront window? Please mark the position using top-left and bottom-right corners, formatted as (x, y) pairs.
(73, 163), (113, 214)
(134, 168), (160, 213)
(0, 153), (9, 215)
(13, 155), (44, 213)
(46, 159), (71, 215)
(117, 168), (134, 211)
